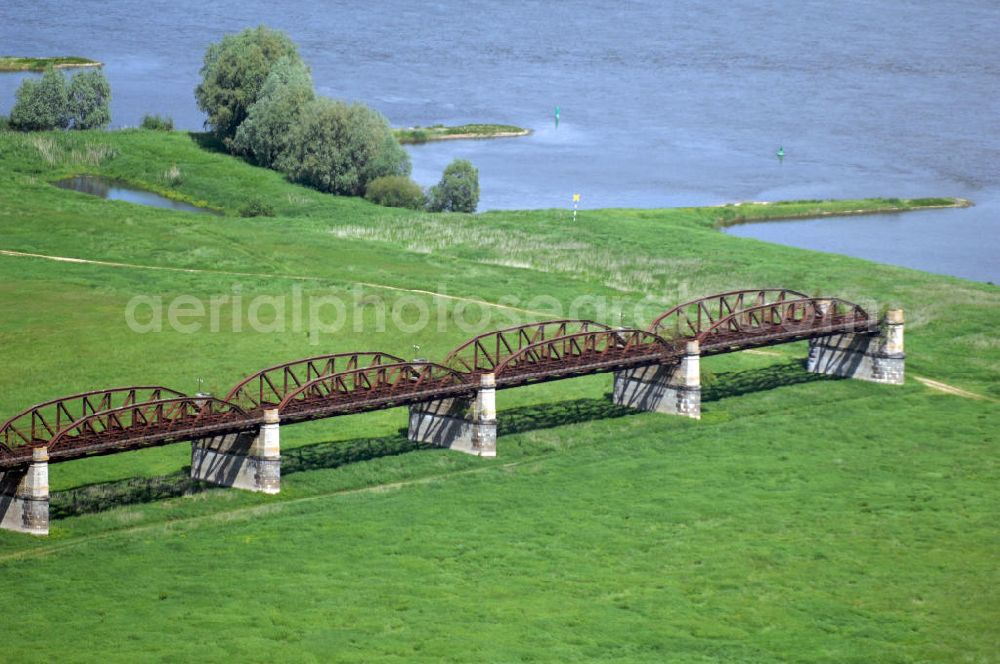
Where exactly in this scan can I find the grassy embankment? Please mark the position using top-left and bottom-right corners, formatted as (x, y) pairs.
(0, 56), (102, 72)
(0, 129), (996, 662)
(395, 123), (530, 144)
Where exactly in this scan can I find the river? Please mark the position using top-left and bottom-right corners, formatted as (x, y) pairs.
(1, 0), (997, 281)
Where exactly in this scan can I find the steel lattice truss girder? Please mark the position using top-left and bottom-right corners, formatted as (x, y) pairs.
(0, 290), (876, 469)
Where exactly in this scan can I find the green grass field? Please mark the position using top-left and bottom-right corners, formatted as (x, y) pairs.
(0, 129), (996, 662)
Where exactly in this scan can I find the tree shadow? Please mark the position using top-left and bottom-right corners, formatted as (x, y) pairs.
(50, 361), (826, 518)
(188, 131), (228, 155)
(703, 360), (832, 402)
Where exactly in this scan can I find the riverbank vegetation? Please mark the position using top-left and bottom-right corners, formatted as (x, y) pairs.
(427, 158), (480, 212)
(0, 123), (995, 664)
(395, 123), (530, 144)
(196, 25), (478, 210)
(196, 27), (408, 196)
(364, 175), (427, 210)
(6, 67), (111, 131)
(0, 56), (101, 72)
(140, 114), (174, 131)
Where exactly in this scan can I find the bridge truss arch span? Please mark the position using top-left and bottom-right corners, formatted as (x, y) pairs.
(695, 297), (874, 354)
(226, 351), (407, 412)
(649, 289), (811, 340)
(0, 386), (188, 464)
(277, 361), (473, 422)
(493, 328), (680, 387)
(43, 397), (248, 463)
(443, 320), (615, 374)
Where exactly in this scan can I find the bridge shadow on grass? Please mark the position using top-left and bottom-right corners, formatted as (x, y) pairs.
(280, 434), (422, 474)
(499, 398), (636, 436)
(50, 470), (204, 519)
(50, 434), (422, 519)
(703, 360), (833, 402)
(50, 362), (826, 518)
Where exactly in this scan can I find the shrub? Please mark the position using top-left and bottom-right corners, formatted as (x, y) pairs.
(427, 159), (479, 213)
(0, 115), (9, 132)
(195, 25), (302, 145)
(277, 98), (410, 196)
(365, 176), (425, 210)
(231, 56), (314, 167)
(67, 69), (111, 129)
(163, 164), (183, 186)
(141, 114), (174, 131)
(239, 197), (276, 217)
(10, 68), (70, 130)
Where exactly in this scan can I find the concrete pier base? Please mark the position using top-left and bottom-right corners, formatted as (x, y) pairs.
(408, 373), (497, 457)
(807, 309), (905, 385)
(191, 408), (281, 493)
(0, 446), (50, 535)
(613, 341), (701, 419)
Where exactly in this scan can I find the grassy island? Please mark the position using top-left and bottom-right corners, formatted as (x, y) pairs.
(712, 197), (972, 227)
(395, 123), (531, 144)
(0, 56), (102, 72)
(0, 129), (995, 662)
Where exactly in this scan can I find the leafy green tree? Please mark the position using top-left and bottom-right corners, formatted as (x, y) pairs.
(10, 68), (69, 131)
(364, 175), (426, 210)
(195, 25), (301, 145)
(67, 69), (111, 129)
(231, 56), (315, 167)
(277, 98), (410, 196)
(427, 159), (480, 213)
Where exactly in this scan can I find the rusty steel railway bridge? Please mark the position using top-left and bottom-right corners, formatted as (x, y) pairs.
(0, 289), (895, 472)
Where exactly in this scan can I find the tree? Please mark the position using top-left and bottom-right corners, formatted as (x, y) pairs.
(195, 25), (301, 146)
(427, 159), (480, 213)
(231, 56), (314, 167)
(10, 68), (69, 131)
(277, 98), (410, 196)
(67, 69), (111, 129)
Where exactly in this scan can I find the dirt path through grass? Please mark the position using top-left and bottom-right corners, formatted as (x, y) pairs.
(912, 375), (998, 402)
(4, 248), (995, 402)
(0, 248), (550, 316)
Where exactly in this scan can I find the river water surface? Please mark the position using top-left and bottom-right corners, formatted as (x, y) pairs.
(1, 0), (997, 281)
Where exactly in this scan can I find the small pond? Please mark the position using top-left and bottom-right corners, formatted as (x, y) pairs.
(53, 175), (221, 215)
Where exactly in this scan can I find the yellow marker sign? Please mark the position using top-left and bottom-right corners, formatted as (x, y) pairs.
(572, 193), (580, 202)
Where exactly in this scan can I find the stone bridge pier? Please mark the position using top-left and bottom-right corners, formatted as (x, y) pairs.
(0, 446), (49, 535)
(807, 308), (905, 384)
(191, 408), (281, 493)
(408, 373), (497, 457)
(612, 341), (702, 419)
